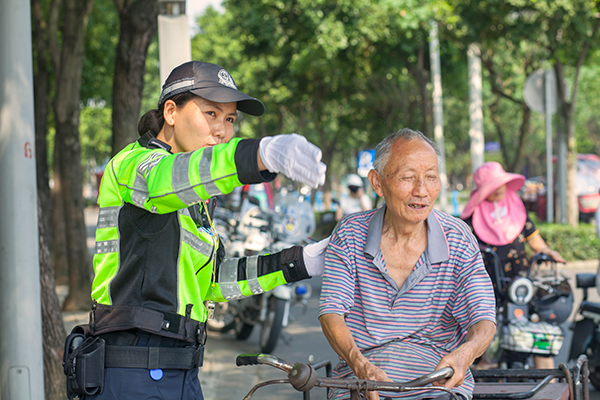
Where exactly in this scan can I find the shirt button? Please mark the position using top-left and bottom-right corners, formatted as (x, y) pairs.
(289, 262), (295, 268)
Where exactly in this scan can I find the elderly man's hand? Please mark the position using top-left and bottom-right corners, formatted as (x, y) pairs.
(431, 346), (473, 389)
(432, 319), (496, 389)
(353, 360), (391, 400)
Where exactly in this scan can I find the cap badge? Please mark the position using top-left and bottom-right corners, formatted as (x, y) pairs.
(217, 69), (237, 89)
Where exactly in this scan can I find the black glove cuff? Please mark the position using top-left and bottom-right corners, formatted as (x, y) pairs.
(279, 246), (309, 282)
(235, 138), (277, 184)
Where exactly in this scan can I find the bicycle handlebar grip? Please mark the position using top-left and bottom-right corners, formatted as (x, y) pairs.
(236, 354), (260, 367)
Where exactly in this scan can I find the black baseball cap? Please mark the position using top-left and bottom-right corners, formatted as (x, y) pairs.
(158, 61), (265, 116)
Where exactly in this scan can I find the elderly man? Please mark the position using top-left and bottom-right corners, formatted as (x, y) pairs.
(319, 128), (496, 400)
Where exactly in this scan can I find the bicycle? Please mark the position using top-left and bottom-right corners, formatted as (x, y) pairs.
(236, 353), (590, 400)
(236, 353), (458, 400)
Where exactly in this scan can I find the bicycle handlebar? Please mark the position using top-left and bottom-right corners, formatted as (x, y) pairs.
(236, 353), (459, 400)
(236, 353), (294, 373)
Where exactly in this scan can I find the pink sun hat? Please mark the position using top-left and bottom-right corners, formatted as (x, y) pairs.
(460, 162), (526, 219)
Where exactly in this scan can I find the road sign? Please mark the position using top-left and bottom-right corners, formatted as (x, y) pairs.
(523, 69), (569, 114)
(357, 149), (375, 177)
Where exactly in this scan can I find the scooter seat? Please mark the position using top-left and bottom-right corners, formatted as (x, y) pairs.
(576, 273), (596, 289)
(580, 300), (600, 316)
(474, 382), (569, 400)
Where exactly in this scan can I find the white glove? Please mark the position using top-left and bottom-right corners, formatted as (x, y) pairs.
(259, 134), (327, 189)
(302, 236), (330, 276)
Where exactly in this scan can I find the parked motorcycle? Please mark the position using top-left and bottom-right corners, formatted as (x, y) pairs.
(481, 248), (573, 369)
(207, 191), (315, 354)
(568, 206), (600, 388)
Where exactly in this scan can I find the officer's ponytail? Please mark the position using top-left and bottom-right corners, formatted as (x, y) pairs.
(137, 92), (197, 137)
(137, 109), (162, 137)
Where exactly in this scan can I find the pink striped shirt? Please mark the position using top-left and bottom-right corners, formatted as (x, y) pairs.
(319, 206), (496, 399)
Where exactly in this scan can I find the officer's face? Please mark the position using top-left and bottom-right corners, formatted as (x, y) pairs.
(164, 96), (237, 153)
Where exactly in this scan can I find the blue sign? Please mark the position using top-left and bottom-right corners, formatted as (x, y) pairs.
(357, 149), (375, 177)
(484, 141), (501, 152)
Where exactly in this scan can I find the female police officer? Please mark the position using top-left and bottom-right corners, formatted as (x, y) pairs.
(75, 61), (328, 399)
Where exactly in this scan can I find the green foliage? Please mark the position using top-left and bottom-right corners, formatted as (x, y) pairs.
(173, 0), (600, 190)
(80, 105), (112, 166)
(82, 0), (118, 105)
(533, 215), (600, 261)
(193, 0), (453, 182)
(576, 58), (600, 155)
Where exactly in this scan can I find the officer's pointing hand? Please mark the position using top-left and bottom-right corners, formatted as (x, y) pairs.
(258, 134), (327, 189)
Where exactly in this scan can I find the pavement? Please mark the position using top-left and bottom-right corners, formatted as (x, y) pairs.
(57, 206), (600, 400)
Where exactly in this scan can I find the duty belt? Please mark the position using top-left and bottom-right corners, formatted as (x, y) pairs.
(104, 344), (204, 369)
(90, 302), (207, 344)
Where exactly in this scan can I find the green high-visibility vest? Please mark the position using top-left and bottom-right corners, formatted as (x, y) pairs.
(91, 133), (306, 328)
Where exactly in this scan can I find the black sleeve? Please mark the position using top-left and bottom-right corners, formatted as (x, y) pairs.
(226, 246), (310, 283)
(234, 138), (277, 184)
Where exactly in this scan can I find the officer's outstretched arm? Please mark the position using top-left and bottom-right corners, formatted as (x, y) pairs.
(208, 237), (329, 302)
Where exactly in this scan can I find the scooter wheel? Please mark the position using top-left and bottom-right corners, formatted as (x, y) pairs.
(260, 297), (286, 354)
(234, 317), (254, 340)
(589, 366), (600, 391)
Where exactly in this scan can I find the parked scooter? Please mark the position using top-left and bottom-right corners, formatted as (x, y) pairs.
(481, 248), (573, 369)
(207, 192), (315, 354)
(568, 272), (600, 388)
(568, 206), (600, 389)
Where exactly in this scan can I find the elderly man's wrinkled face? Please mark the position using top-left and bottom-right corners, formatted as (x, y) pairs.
(369, 138), (440, 225)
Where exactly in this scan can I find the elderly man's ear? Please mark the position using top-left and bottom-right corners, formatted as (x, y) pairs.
(368, 169), (384, 198)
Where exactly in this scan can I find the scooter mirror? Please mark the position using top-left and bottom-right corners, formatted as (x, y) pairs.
(247, 196), (261, 207)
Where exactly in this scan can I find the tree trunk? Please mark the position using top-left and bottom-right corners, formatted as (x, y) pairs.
(32, 1), (69, 398)
(39, 201), (68, 400)
(552, 15), (600, 226)
(111, 0), (159, 155)
(51, 177), (69, 284)
(406, 43), (431, 137)
(53, 0), (95, 311)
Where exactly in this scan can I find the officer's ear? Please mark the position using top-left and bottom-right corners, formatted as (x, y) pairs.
(163, 99), (177, 127)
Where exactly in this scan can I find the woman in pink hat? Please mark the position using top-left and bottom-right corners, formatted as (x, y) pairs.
(460, 161), (565, 370)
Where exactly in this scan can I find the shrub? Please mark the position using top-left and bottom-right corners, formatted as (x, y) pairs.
(533, 213), (600, 261)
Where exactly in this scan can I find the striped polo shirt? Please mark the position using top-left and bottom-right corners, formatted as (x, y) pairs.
(319, 206), (496, 399)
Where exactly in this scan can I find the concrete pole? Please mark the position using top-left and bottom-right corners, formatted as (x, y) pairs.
(544, 70), (554, 223)
(468, 43), (485, 176)
(429, 20), (448, 213)
(158, 3), (192, 85)
(0, 0), (45, 398)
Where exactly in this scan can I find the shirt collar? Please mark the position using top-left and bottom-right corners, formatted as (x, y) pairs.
(365, 205), (449, 264)
(139, 131), (172, 153)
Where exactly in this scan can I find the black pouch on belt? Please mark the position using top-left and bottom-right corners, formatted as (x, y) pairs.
(64, 332), (105, 399)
